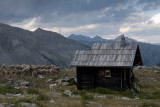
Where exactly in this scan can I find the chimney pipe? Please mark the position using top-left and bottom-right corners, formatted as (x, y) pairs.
(121, 34), (125, 46)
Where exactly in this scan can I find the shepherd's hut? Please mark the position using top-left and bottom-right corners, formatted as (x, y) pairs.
(71, 35), (143, 90)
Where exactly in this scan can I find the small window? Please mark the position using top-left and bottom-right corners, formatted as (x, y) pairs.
(105, 70), (111, 77)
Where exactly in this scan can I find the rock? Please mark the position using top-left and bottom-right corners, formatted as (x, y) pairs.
(19, 102), (37, 107)
(38, 75), (44, 79)
(14, 94), (24, 98)
(154, 70), (160, 73)
(50, 99), (56, 104)
(8, 104), (15, 107)
(20, 80), (30, 86)
(64, 90), (72, 97)
(47, 92), (61, 96)
(0, 104), (4, 107)
(46, 79), (52, 83)
(55, 79), (61, 83)
(61, 82), (69, 86)
(121, 97), (130, 101)
(96, 95), (106, 99)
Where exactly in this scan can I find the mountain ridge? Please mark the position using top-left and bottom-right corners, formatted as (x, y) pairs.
(0, 23), (90, 68)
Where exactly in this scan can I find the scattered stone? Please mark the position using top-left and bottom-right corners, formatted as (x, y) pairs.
(19, 102), (37, 107)
(64, 90), (72, 97)
(50, 99), (56, 104)
(61, 82), (69, 86)
(38, 75), (44, 79)
(95, 95), (106, 99)
(121, 97), (130, 101)
(55, 79), (61, 83)
(46, 79), (52, 83)
(20, 80), (30, 86)
(0, 104), (4, 107)
(47, 92), (61, 96)
(154, 70), (160, 73)
(8, 104), (15, 107)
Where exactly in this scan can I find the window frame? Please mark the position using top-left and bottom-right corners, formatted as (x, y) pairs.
(104, 70), (111, 77)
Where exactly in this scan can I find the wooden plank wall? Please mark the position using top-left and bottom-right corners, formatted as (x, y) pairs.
(77, 67), (125, 90)
(95, 69), (121, 90)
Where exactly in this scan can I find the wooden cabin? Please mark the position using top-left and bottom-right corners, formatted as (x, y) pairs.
(71, 35), (143, 90)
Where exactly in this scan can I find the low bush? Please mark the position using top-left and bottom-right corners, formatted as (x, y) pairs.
(139, 91), (160, 99)
(72, 90), (87, 95)
(142, 102), (159, 107)
(88, 87), (134, 98)
(62, 93), (69, 97)
(36, 94), (50, 101)
(27, 88), (40, 95)
(81, 94), (94, 100)
(68, 79), (77, 86)
(0, 85), (23, 95)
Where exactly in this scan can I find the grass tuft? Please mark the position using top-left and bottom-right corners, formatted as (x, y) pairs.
(142, 102), (159, 107)
(0, 85), (23, 95)
(36, 94), (50, 101)
(27, 88), (40, 95)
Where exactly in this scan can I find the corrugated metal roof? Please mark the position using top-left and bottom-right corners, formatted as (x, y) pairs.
(71, 42), (138, 67)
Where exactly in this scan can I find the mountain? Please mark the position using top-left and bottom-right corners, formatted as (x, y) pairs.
(114, 34), (137, 42)
(154, 43), (160, 45)
(68, 34), (160, 67)
(0, 23), (90, 68)
(68, 34), (108, 42)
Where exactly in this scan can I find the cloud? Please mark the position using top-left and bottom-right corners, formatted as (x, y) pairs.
(119, 13), (160, 43)
(0, 0), (160, 43)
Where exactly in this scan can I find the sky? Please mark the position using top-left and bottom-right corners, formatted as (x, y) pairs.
(0, 0), (160, 43)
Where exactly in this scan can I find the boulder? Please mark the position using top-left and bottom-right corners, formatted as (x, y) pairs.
(64, 90), (72, 97)
(46, 79), (52, 83)
(38, 75), (44, 79)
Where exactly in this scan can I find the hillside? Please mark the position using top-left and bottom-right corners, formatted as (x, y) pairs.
(68, 34), (160, 66)
(0, 66), (160, 106)
(0, 23), (90, 68)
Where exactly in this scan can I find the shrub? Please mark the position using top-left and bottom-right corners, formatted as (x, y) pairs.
(68, 79), (77, 86)
(36, 94), (50, 101)
(139, 92), (160, 99)
(142, 102), (159, 107)
(27, 88), (39, 95)
(81, 94), (94, 100)
(73, 90), (86, 96)
(0, 85), (23, 95)
(62, 93), (69, 97)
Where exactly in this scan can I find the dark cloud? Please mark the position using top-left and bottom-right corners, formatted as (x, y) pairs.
(137, 0), (160, 11)
(0, 0), (131, 24)
(0, 0), (160, 43)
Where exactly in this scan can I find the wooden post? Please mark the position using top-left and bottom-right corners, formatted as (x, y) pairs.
(121, 70), (122, 90)
(77, 68), (80, 90)
(92, 71), (95, 88)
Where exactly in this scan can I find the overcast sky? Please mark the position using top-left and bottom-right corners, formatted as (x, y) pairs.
(0, 0), (160, 43)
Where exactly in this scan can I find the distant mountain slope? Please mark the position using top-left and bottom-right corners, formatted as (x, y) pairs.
(68, 34), (160, 67)
(114, 34), (137, 42)
(0, 23), (90, 68)
(68, 34), (109, 42)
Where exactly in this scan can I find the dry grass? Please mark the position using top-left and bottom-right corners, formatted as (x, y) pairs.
(0, 68), (160, 107)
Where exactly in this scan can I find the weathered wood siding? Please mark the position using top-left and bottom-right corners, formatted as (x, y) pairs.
(95, 69), (121, 90)
(77, 67), (126, 90)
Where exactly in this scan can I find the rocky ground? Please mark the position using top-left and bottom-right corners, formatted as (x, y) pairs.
(0, 65), (160, 107)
